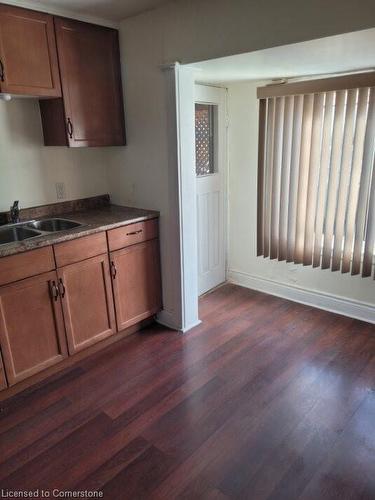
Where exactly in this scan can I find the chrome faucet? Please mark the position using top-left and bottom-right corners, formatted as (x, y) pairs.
(10, 200), (20, 223)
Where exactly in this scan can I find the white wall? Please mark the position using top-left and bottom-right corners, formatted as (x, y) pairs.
(136, 0), (375, 65)
(107, 15), (179, 325)
(0, 98), (110, 212)
(227, 81), (375, 311)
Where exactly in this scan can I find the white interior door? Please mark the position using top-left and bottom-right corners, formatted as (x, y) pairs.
(195, 84), (227, 296)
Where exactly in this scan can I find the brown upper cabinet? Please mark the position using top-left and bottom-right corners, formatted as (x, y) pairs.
(0, 4), (61, 97)
(40, 17), (126, 147)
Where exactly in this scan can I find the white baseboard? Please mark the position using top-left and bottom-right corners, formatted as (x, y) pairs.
(180, 320), (202, 333)
(156, 310), (202, 333)
(227, 270), (375, 325)
(156, 310), (181, 332)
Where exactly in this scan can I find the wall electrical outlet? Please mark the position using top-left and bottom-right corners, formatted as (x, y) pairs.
(56, 182), (66, 200)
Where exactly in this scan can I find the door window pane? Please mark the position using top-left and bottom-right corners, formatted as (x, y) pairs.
(195, 103), (216, 176)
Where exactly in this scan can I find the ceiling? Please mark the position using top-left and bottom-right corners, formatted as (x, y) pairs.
(5, 0), (172, 23)
(189, 28), (375, 84)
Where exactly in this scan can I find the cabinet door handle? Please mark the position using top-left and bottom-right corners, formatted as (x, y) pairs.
(58, 278), (66, 298)
(126, 229), (143, 236)
(111, 262), (117, 279)
(50, 281), (59, 301)
(67, 118), (73, 139)
(0, 59), (4, 82)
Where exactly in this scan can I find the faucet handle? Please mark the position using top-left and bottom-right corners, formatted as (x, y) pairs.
(10, 200), (20, 223)
(10, 200), (19, 211)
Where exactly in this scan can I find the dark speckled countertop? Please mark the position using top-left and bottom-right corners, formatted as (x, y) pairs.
(0, 204), (159, 258)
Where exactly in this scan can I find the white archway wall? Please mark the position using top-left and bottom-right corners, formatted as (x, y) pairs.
(107, 0), (375, 330)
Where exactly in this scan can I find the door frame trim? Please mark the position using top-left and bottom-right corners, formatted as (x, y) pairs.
(157, 63), (228, 332)
(157, 63), (200, 332)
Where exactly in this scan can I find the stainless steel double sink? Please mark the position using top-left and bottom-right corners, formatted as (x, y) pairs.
(0, 219), (83, 246)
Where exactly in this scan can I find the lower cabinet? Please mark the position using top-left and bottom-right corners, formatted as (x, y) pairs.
(0, 271), (67, 385)
(57, 254), (116, 354)
(110, 239), (162, 331)
(0, 223), (162, 394)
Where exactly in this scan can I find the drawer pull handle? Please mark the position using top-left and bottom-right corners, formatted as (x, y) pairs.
(58, 278), (66, 298)
(126, 229), (143, 236)
(111, 262), (117, 279)
(50, 281), (59, 301)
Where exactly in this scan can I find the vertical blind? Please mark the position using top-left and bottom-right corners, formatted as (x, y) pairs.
(257, 74), (375, 279)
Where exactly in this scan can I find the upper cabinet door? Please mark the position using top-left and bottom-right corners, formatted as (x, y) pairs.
(0, 5), (61, 97)
(54, 17), (126, 147)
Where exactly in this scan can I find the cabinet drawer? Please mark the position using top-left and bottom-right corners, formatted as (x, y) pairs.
(0, 247), (55, 286)
(54, 232), (107, 267)
(108, 219), (158, 251)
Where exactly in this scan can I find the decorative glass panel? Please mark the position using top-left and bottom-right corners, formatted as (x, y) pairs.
(195, 103), (216, 176)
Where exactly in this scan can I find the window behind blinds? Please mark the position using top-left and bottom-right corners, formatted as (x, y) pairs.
(257, 84), (375, 278)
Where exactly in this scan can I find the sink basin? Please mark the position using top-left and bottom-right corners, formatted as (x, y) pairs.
(0, 218), (84, 246)
(27, 218), (82, 232)
(0, 226), (41, 245)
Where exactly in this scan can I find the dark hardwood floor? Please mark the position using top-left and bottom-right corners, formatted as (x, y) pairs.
(0, 283), (374, 499)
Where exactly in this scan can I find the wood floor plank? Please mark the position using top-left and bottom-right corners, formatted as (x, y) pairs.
(227, 331), (375, 499)
(299, 392), (375, 500)
(0, 284), (373, 500)
(101, 445), (175, 499)
(0, 367), (85, 432)
(104, 292), (290, 420)
(1, 413), (113, 490)
(217, 320), (372, 497)
(73, 436), (151, 492)
(0, 405), (103, 480)
(0, 397), (72, 461)
(150, 316), (373, 499)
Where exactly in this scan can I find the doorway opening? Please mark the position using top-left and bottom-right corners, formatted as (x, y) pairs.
(194, 84), (227, 296)
(171, 28), (375, 332)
